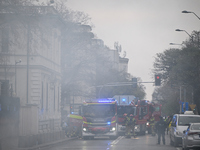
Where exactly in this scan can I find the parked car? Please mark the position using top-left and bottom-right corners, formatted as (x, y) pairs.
(182, 123), (200, 150)
(169, 114), (200, 147)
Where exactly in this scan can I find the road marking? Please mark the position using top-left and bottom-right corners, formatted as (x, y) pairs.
(111, 136), (123, 145)
(131, 137), (139, 139)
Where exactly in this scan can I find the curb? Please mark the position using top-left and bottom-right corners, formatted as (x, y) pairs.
(15, 137), (77, 150)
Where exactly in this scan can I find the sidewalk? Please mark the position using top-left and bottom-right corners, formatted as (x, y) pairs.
(1, 136), (76, 150)
(25, 136), (77, 150)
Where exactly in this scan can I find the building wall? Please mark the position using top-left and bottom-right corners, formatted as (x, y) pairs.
(0, 6), (63, 136)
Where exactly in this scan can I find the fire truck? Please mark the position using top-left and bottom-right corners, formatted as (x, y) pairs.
(79, 98), (118, 140)
(117, 105), (137, 135)
(146, 102), (162, 134)
(134, 100), (162, 135)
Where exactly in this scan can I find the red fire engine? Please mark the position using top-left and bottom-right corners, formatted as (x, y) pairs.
(133, 100), (162, 135)
(80, 98), (118, 140)
(117, 105), (137, 135)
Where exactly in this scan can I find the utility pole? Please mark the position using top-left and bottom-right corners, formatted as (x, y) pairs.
(26, 23), (30, 104)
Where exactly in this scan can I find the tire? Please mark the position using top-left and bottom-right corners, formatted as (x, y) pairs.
(170, 137), (173, 146)
(110, 136), (117, 140)
(83, 136), (88, 140)
(141, 131), (145, 135)
(174, 137), (178, 147)
(148, 129), (151, 134)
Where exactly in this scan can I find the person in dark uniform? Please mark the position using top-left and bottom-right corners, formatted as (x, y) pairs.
(155, 116), (167, 145)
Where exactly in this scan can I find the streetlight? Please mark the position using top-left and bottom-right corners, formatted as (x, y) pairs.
(182, 10), (200, 20)
(169, 43), (182, 45)
(175, 29), (193, 41)
(15, 59), (21, 95)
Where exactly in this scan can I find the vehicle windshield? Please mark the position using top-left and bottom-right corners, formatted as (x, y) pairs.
(83, 104), (115, 118)
(178, 116), (200, 126)
(117, 106), (136, 116)
(154, 106), (160, 112)
(191, 124), (200, 130)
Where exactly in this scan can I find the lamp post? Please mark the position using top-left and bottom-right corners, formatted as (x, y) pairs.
(169, 43), (182, 45)
(175, 29), (193, 41)
(15, 59), (21, 95)
(182, 10), (200, 20)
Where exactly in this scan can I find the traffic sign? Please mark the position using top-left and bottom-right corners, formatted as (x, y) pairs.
(182, 102), (189, 112)
(189, 104), (196, 110)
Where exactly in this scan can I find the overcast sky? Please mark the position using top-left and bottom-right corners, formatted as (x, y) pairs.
(65, 0), (200, 100)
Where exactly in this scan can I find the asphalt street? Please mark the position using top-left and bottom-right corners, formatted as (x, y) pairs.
(42, 133), (182, 150)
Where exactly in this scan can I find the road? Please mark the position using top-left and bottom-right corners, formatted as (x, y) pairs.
(42, 134), (183, 150)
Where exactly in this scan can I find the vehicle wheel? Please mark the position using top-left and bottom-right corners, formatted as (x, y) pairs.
(174, 137), (178, 147)
(83, 136), (88, 140)
(148, 129), (151, 134)
(110, 136), (117, 140)
(170, 137), (173, 146)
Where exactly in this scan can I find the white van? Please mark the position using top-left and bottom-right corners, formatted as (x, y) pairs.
(169, 114), (200, 146)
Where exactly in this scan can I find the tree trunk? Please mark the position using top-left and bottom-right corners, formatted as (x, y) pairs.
(193, 87), (200, 115)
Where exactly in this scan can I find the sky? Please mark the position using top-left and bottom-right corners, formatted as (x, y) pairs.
(64, 0), (200, 100)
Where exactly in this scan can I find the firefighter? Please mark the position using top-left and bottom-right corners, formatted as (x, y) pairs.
(166, 115), (172, 135)
(129, 114), (136, 138)
(149, 114), (155, 136)
(124, 113), (131, 138)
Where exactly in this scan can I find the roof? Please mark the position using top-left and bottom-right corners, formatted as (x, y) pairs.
(174, 114), (200, 117)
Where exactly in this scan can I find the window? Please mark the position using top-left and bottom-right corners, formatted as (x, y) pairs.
(178, 116), (200, 126)
(54, 85), (55, 111)
(1, 28), (9, 52)
(191, 124), (200, 130)
(46, 83), (48, 111)
(58, 87), (59, 111)
(41, 81), (44, 109)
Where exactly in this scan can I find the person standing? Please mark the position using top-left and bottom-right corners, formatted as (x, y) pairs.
(149, 114), (155, 136)
(129, 114), (136, 138)
(166, 115), (172, 135)
(155, 116), (167, 145)
(124, 113), (132, 138)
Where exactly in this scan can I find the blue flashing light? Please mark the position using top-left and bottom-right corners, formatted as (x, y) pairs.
(122, 98), (126, 102)
(98, 100), (112, 103)
(107, 122), (111, 125)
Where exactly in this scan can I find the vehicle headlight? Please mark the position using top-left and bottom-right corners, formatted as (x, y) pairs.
(188, 136), (193, 140)
(83, 128), (87, 132)
(110, 127), (116, 131)
(176, 131), (182, 136)
(135, 126), (138, 129)
(146, 122), (149, 126)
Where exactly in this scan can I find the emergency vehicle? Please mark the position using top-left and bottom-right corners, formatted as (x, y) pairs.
(80, 98), (118, 139)
(133, 100), (162, 135)
(117, 105), (137, 135)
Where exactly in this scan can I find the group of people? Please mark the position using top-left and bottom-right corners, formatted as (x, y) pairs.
(124, 113), (172, 145)
(123, 113), (136, 138)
